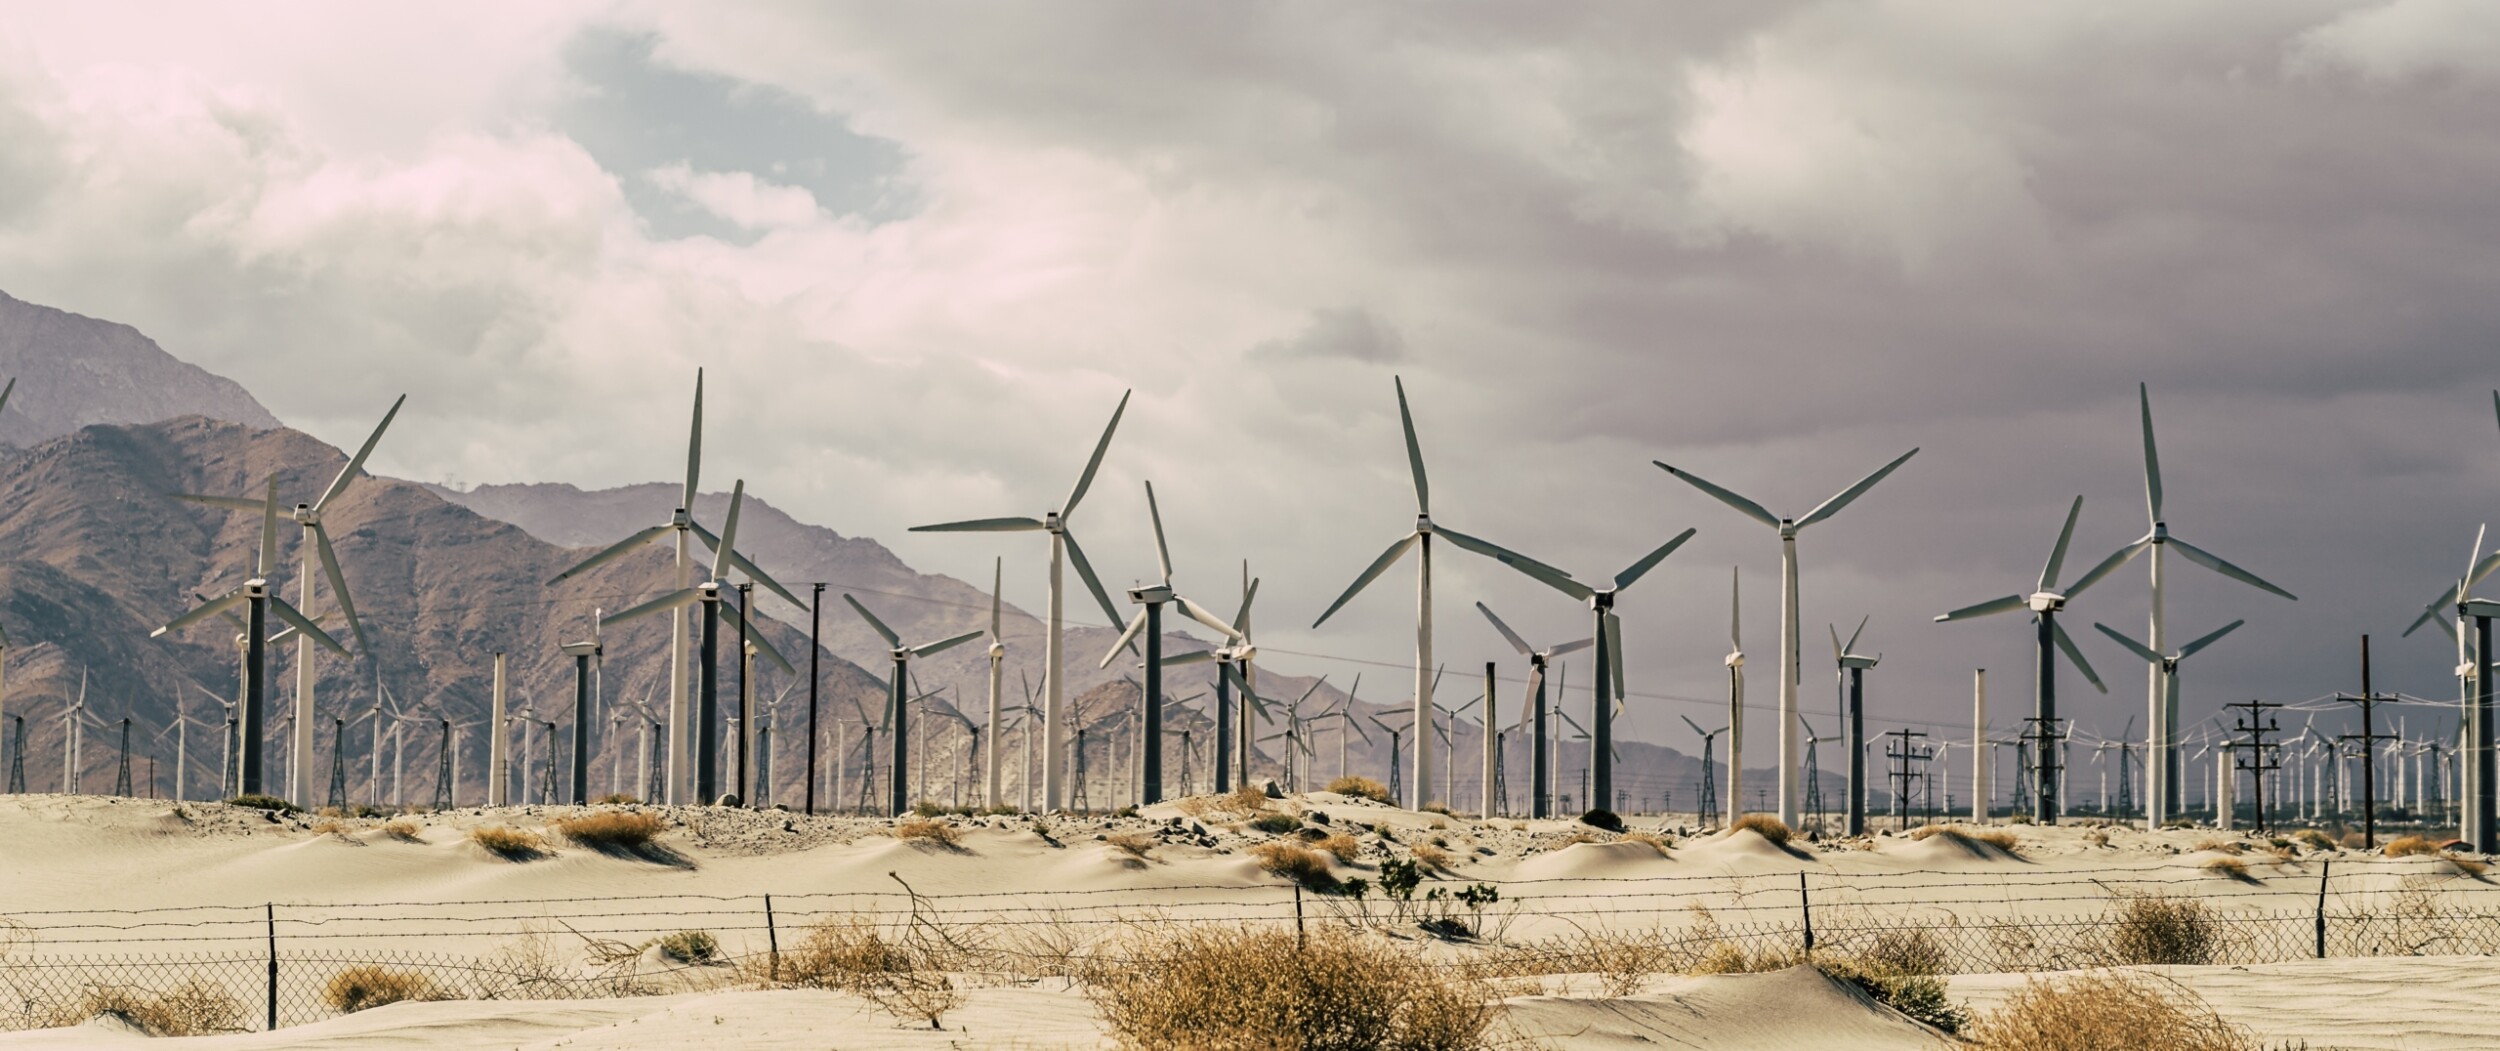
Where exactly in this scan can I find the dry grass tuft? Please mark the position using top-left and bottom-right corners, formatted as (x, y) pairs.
(550, 811), (668, 851)
(1730, 813), (1793, 846)
(468, 825), (548, 860)
(2193, 837), (2244, 855)
(320, 965), (440, 1013)
(1317, 832), (1361, 863)
(1327, 776), (1392, 804)
(2384, 834), (2438, 857)
(23, 981), (245, 1035)
(1229, 783), (1274, 811)
(1412, 843), (1454, 872)
(2291, 829), (2335, 851)
(655, 929), (719, 964)
(770, 914), (971, 1029)
(1105, 831), (1155, 859)
(1910, 824), (2019, 854)
(2448, 855), (2488, 876)
(1083, 925), (1495, 1051)
(1970, 970), (2264, 1050)
(2201, 857), (2253, 881)
(309, 819), (355, 838)
(1248, 812), (1301, 835)
(1620, 831), (1671, 856)
(377, 819), (423, 843)
(1814, 931), (1965, 1035)
(2104, 891), (2218, 965)
(1250, 841), (1337, 889)
(893, 816), (962, 848)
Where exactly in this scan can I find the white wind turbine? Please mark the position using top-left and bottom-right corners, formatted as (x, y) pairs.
(1723, 568), (1745, 832)
(1655, 447), (1919, 827)
(1474, 604), (1591, 819)
(551, 372), (800, 805)
(1314, 377), (1576, 810)
(2093, 616), (2244, 820)
(169, 395), (401, 805)
(2096, 384), (2297, 830)
(1101, 481), (1243, 804)
(844, 593), (984, 815)
(912, 390), (1133, 812)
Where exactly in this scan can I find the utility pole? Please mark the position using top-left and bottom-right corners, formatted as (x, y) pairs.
(1884, 728), (1928, 831)
(807, 583), (823, 815)
(2333, 636), (2395, 848)
(2227, 698), (2285, 833)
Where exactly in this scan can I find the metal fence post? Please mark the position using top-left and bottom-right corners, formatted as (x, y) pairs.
(1799, 871), (1814, 953)
(2314, 859), (2330, 959)
(264, 902), (278, 1032)
(764, 894), (780, 982)
(1294, 884), (1306, 949)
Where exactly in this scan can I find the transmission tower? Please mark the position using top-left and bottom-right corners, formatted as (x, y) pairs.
(1490, 731), (1508, 817)
(1069, 728), (1091, 812)
(1801, 735), (1824, 830)
(2010, 739), (2033, 813)
(114, 718), (134, 797)
(433, 721), (454, 810)
(326, 717), (348, 810)
(2229, 698), (2287, 834)
(6, 715), (22, 793)
(1885, 728), (1929, 831)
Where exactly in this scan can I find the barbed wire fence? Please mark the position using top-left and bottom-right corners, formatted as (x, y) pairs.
(3, 859), (2495, 1033)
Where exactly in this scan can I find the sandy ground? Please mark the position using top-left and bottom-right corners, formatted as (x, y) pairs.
(0, 792), (2491, 1048)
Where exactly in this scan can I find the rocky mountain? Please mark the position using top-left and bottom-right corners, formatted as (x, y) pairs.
(0, 290), (280, 447)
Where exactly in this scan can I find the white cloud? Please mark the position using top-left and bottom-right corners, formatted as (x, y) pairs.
(645, 163), (823, 231)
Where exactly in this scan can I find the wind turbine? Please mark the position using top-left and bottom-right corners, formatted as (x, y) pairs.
(1935, 496), (2123, 825)
(1102, 482), (1244, 804)
(2094, 617), (2243, 820)
(844, 593), (983, 815)
(1160, 572), (1267, 792)
(1798, 715), (1839, 831)
(1830, 617), (1879, 835)
(1496, 529), (1698, 818)
(550, 372), (799, 804)
(1655, 447), (1919, 827)
(1682, 715), (1728, 827)
(168, 395), (399, 806)
(912, 390), (1132, 813)
(153, 479), (350, 796)
(1331, 674), (1368, 783)
(601, 481), (786, 804)
(1475, 604), (1591, 819)
(1724, 569), (1745, 836)
(1314, 377), (1576, 810)
(2099, 384), (2297, 830)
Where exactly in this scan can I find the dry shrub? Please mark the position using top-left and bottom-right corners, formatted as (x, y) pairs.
(2384, 835), (2438, 857)
(26, 981), (245, 1035)
(1555, 830), (1599, 847)
(1620, 831), (1671, 856)
(1412, 843), (1454, 872)
(894, 816), (962, 848)
(1105, 831), (1155, 858)
(656, 930), (719, 964)
(594, 793), (639, 805)
(1251, 841), (1336, 889)
(2084, 829), (2111, 848)
(1910, 824), (2020, 855)
(1691, 940), (1800, 975)
(767, 877), (977, 1029)
(378, 819), (423, 843)
(1969, 971), (2263, 1051)
(1730, 813), (1793, 846)
(2192, 837), (2243, 855)
(1327, 776), (1392, 804)
(1249, 812), (1302, 835)
(321, 965), (440, 1012)
(2448, 855), (2488, 876)
(2201, 857), (2253, 881)
(310, 819), (355, 838)
(1229, 784), (1275, 812)
(2104, 891), (2217, 965)
(2339, 831), (2367, 849)
(1083, 925), (1493, 1051)
(1318, 832), (1361, 863)
(1814, 935), (1966, 1035)
(551, 811), (668, 851)
(2291, 829), (2334, 851)
(469, 825), (548, 860)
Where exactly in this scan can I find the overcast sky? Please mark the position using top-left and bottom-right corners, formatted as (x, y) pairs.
(2, 2), (2496, 758)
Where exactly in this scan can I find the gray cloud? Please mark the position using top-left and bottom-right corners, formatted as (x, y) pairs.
(1252, 307), (1405, 364)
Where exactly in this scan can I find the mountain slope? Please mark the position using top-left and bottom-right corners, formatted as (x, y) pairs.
(0, 290), (279, 446)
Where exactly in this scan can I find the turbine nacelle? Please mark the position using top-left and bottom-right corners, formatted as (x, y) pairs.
(291, 502), (318, 525)
(1777, 518), (1797, 539)
(2027, 591), (2067, 613)
(671, 507), (692, 528)
(2149, 521), (2169, 541)
(1045, 510), (1065, 534)
(1129, 584), (1175, 604)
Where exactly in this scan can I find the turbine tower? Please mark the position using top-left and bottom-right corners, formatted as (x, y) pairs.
(154, 479), (350, 796)
(1724, 568), (1745, 828)
(1935, 496), (2125, 825)
(1830, 618), (1879, 835)
(1314, 377), (1573, 810)
(1654, 447), (1918, 827)
(912, 391), (1132, 812)
(550, 372), (799, 804)
(169, 395), (400, 804)
(2104, 384), (2296, 830)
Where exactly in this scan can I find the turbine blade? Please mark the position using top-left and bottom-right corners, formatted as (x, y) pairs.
(0, 376), (11, 417)
(1232, 576), (1261, 635)
(1550, 637), (1595, 657)
(686, 518), (803, 608)
(2064, 540), (2149, 599)
(710, 480), (745, 581)
(1829, 622), (1844, 664)
(313, 393), (406, 513)
(2091, 622), (2165, 665)
(1844, 614), (1869, 654)
(267, 597), (351, 657)
(912, 630), (986, 659)
(1475, 602), (1534, 657)
(1654, 462), (1780, 530)
(744, 620), (797, 676)
(683, 368), (703, 510)
(604, 588), (707, 628)
(166, 492), (265, 513)
(154, 591), (249, 637)
(2138, 383), (2164, 524)
(1729, 566), (1742, 650)
(2049, 617), (2106, 693)
(1605, 612), (1625, 699)
(1393, 376), (1431, 516)
(1433, 525), (1587, 598)
(2167, 537), (2297, 601)
(1160, 649), (1217, 667)
(842, 593), (902, 647)
(1175, 596), (1244, 642)
(1061, 389), (1131, 518)
(1311, 533), (1418, 628)
(550, 523), (672, 585)
(309, 523), (368, 653)
(1795, 447), (1920, 530)
(909, 516), (1048, 533)
(258, 476), (279, 578)
(1099, 610), (1149, 669)
(1058, 528), (1129, 630)
(2175, 619), (2245, 660)
(1145, 480), (1173, 584)
(2039, 495), (2083, 591)
(1615, 528), (1698, 591)
(1936, 595), (2026, 623)
(990, 556), (1004, 639)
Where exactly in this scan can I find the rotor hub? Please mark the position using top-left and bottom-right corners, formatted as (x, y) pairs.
(2150, 521), (2169, 541)
(1045, 510), (1064, 533)
(1778, 519), (1797, 539)
(2027, 592), (2064, 612)
(293, 503), (318, 525)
